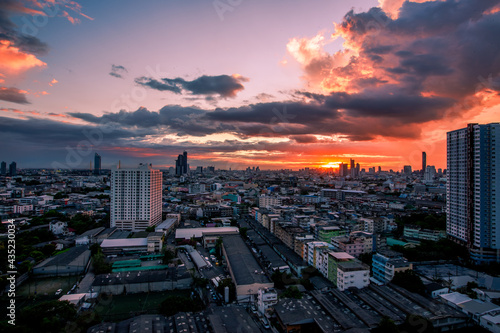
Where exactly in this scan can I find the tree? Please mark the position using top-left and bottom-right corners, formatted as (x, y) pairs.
(163, 248), (176, 264)
(272, 271), (296, 290)
(68, 213), (94, 235)
(145, 226), (156, 232)
(54, 192), (68, 199)
(216, 278), (237, 302)
(392, 270), (425, 295)
(239, 227), (248, 239)
(41, 244), (56, 256)
(159, 296), (203, 316)
(92, 252), (112, 275)
(193, 277), (209, 288)
(281, 286), (302, 299)
(89, 243), (101, 256)
(18, 300), (77, 333)
(215, 237), (223, 259)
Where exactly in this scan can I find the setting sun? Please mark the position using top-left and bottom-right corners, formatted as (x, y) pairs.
(321, 162), (341, 168)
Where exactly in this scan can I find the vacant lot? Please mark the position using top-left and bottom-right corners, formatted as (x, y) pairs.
(94, 290), (192, 321)
(18, 275), (80, 297)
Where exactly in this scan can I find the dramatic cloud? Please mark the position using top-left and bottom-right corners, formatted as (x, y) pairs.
(0, 40), (46, 75)
(135, 74), (249, 97)
(287, 0), (500, 127)
(109, 64), (127, 79)
(69, 94), (437, 141)
(0, 1), (91, 76)
(0, 86), (30, 104)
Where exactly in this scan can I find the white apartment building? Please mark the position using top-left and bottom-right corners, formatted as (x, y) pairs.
(259, 195), (282, 208)
(306, 241), (331, 267)
(257, 287), (278, 314)
(111, 163), (162, 231)
(337, 261), (370, 291)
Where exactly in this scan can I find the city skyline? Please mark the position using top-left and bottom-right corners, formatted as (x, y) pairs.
(1, 0), (500, 170)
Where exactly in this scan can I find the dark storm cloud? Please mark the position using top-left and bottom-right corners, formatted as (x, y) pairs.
(0, 87), (30, 104)
(70, 95), (433, 141)
(324, 91), (455, 123)
(206, 102), (337, 124)
(332, 0), (500, 100)
(135, 74), (248, 97)
(134, 77), (182, 93)
(109, 64), (127, 78)
(0, 116), (150, 145)
(291, 135), (319, 144)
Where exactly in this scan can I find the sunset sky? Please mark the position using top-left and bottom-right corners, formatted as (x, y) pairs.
(1, 0), (499, 170)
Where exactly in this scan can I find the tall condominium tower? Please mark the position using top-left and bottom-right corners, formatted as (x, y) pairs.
(0, 161), (6, 175)
(447, 123), (500, 263)
(94, 153), (101, 175)
(111, 163), (162, 231)
(175, 151), (188, 175)
(9, 161), (16, 177)
(422, 151), (427, 173)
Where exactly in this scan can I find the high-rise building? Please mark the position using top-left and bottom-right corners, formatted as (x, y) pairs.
(339, 163), (348, 177)
(447, 123), (500, 263)
(0, 161), (6, 175)
(403, 165), (412, 175)
(9, 161), (16, 177)
(94, 153), (101, 175)
(422, 152), (427, 173)
(175, 151), (188, 175)
(424, 165), (436, 182)
(110, 163), (162, 231)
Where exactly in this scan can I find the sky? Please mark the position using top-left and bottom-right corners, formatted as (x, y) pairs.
(1, 0), (500, 171)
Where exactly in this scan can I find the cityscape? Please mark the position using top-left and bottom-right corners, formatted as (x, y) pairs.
(1, 1), (500, 333)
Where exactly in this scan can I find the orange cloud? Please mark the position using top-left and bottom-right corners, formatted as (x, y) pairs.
(0, 40), (46, 75)
(49, 78), (58, 86)
(62, 10), (80, 24)
(287, 33), (354, 92)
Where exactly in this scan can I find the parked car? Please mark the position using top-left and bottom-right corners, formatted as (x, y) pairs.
(55, 289), (62, 295)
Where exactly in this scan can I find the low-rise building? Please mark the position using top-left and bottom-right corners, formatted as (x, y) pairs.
(331, 231), (374, 257)
(33, 246), (91, 276)
(337, 260), (370, 291)
(317, 226), (346, 242)
(222, 235), (274, 302)
(403, 225), (446, 242)
(147, 232), (163, 253)
(372, 250), (412, 285)
(100, 238), (148, 255)
(257, 287), (278, 315)
(49, 220), (68, 235)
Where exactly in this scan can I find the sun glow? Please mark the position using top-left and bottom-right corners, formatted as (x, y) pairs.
(321, 162), (341, 168)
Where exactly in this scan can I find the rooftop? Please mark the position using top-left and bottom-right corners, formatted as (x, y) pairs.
(329, 252), (354, 261)
(338, 260), (370, 272)
(222, 235), (272, 286)
(274, 297), (335, 331)
(209, 306), (260, 333)
(35, 245), (89, 268)
(100, 238), (148, 248)
(175, 227), (238, 240)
